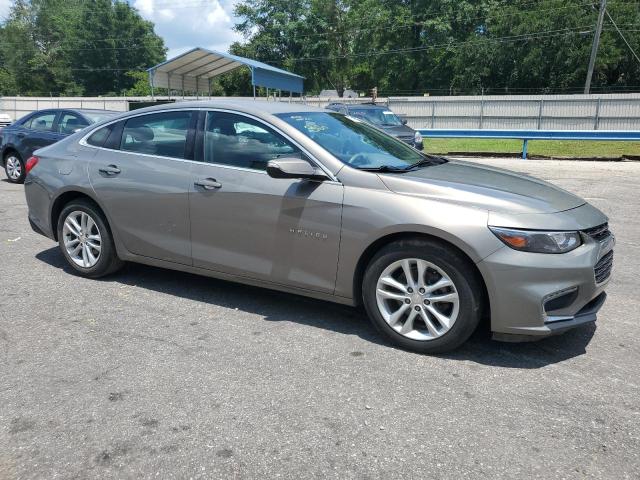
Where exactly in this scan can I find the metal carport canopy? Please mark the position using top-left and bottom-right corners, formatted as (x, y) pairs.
(147, 47), (304, 94)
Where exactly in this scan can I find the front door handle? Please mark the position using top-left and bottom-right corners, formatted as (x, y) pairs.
(194, 178), (222, 190)
(99, 165), (121, 176)
(17, 132), (26, 138)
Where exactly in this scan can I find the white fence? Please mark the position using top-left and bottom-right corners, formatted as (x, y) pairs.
(2, 93), (640, 131)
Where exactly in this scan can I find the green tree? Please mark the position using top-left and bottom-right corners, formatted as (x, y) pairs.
(231, 0), (640, 96)
(0, 0), (166, 96)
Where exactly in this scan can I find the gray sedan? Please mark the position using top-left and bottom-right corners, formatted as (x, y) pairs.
(23, 101), (613, 353)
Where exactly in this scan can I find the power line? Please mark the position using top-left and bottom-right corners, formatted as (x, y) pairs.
(265, 26), (596, 64)
(606, 9), (640, 63)
(289, 2), (596, 40)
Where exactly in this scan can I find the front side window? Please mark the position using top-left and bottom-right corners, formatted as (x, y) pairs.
(204, 112), (301, 170)
(277, 112), (426, 169)
(121, 111), (192, 158)
(58, 113), (89, 134)
(24, 112), (56, 132)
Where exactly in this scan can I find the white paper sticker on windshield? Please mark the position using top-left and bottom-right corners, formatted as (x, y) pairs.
(383, 111), (394, 115)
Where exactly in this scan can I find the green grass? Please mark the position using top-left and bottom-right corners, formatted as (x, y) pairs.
(423, 138), (640, 158)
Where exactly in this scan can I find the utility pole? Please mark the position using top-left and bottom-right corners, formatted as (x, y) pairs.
(584, 0), (607, 94)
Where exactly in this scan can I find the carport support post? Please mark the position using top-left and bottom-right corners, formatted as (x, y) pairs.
(522, 139), (528, 160)
(149, 69), (155, 99)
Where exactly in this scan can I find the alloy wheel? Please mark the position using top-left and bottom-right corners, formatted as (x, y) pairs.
(5, 156), (22, 180)
(375, 258), (460, 341)
(62, 211), (102, 268)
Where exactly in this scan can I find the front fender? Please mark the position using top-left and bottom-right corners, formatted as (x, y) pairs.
(333, 185), (503, 299)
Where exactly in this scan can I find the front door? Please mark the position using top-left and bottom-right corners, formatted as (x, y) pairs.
(88, 110), (196, 265)
(189, 111), (343, 293)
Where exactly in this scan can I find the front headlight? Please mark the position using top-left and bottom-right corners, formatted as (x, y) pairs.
(414, 131), (423, 144)
(489, 227), (582, 253)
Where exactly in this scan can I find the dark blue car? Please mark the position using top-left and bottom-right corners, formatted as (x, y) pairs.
(326, 102), (423, 151)
(1, 108), (117, 183)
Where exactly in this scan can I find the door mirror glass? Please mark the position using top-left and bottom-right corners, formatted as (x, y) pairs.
(266, 158), (328, 181)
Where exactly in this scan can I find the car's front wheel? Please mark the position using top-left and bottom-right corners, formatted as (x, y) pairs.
(4, 152), (25, 184)
(362, 238), (483, 353)
(57, 199), (123, 278)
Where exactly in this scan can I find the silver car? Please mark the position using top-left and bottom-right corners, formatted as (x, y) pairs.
(24, 101), (614, 353)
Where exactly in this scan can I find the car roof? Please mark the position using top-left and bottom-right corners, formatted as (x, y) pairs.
(328, 103), (390, 110)
(23, 108), (119, 117)
(73, 108), (119, 114)
(122, 99), (327, 117)
(346, 104), (388, 110)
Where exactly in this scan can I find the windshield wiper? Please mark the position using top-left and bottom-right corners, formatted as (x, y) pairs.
(357, 155), (447, 173)
(405, 156), (448, 170)
(358, 165), (410, 173)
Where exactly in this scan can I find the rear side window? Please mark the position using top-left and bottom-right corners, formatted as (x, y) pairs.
(86, 124), (114, 147)
(121, 111), (193, 159)
(24, 112), (56, 131)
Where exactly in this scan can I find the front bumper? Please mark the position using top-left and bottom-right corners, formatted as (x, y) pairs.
(477, 229), (613, 340)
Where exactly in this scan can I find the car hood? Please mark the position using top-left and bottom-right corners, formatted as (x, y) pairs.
(378, 160), (585, 214)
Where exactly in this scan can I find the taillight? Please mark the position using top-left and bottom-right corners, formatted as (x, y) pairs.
(25, 156), (39, 173)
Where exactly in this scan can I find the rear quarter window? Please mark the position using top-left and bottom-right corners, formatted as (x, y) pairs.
(86, 124), (114, 147)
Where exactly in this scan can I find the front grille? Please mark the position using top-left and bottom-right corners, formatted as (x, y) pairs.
(397, 136), (414, 144)
(583, 223), (610, 242)
(594, 250), (614, 283)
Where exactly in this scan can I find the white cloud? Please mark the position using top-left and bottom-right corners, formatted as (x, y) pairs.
(131, 0), (243, 60)
(0, 0), (13, 21)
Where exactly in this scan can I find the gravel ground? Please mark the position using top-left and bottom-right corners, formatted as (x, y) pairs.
(0, 157), (639, 479)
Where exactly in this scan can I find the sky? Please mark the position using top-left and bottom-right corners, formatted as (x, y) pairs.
(0, 0), (244, 59)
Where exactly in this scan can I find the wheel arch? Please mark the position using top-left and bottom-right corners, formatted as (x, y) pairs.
(50, 189), (111, 241)
(1, 146), (21, 166)
(352, 231), (491, 326)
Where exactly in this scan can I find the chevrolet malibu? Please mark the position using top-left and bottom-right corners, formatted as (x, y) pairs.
(24, 101), (614, 353)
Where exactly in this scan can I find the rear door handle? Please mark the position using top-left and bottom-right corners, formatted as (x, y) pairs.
(99, 165), (121, 176)
(17, 132), (25, 138)
(194, 178), (222, 190)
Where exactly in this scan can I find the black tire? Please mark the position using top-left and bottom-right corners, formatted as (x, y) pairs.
(362, 238), (483, 354)
(3, 151), (25, 184)
(57, 199), (124, 278)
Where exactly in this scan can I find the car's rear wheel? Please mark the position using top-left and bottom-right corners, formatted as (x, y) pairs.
(57, 199), (123, 278)
(362, 238), (482, 353)
(4, 152), (25, 184)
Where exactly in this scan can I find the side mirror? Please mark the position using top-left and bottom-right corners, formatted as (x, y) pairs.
(401, 118), (408, 125)
(266, 158), (328, 182)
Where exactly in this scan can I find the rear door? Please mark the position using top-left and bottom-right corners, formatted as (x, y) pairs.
(20, 111), (60, 157)
(188, 110), (343, 293)
(88, 110), (197, 265)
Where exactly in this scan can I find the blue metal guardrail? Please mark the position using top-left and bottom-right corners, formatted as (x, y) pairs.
(417, 129), (640, 159)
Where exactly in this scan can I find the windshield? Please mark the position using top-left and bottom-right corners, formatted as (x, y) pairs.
(349, 108), (403, 127)
(277, 111), (438, 170)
